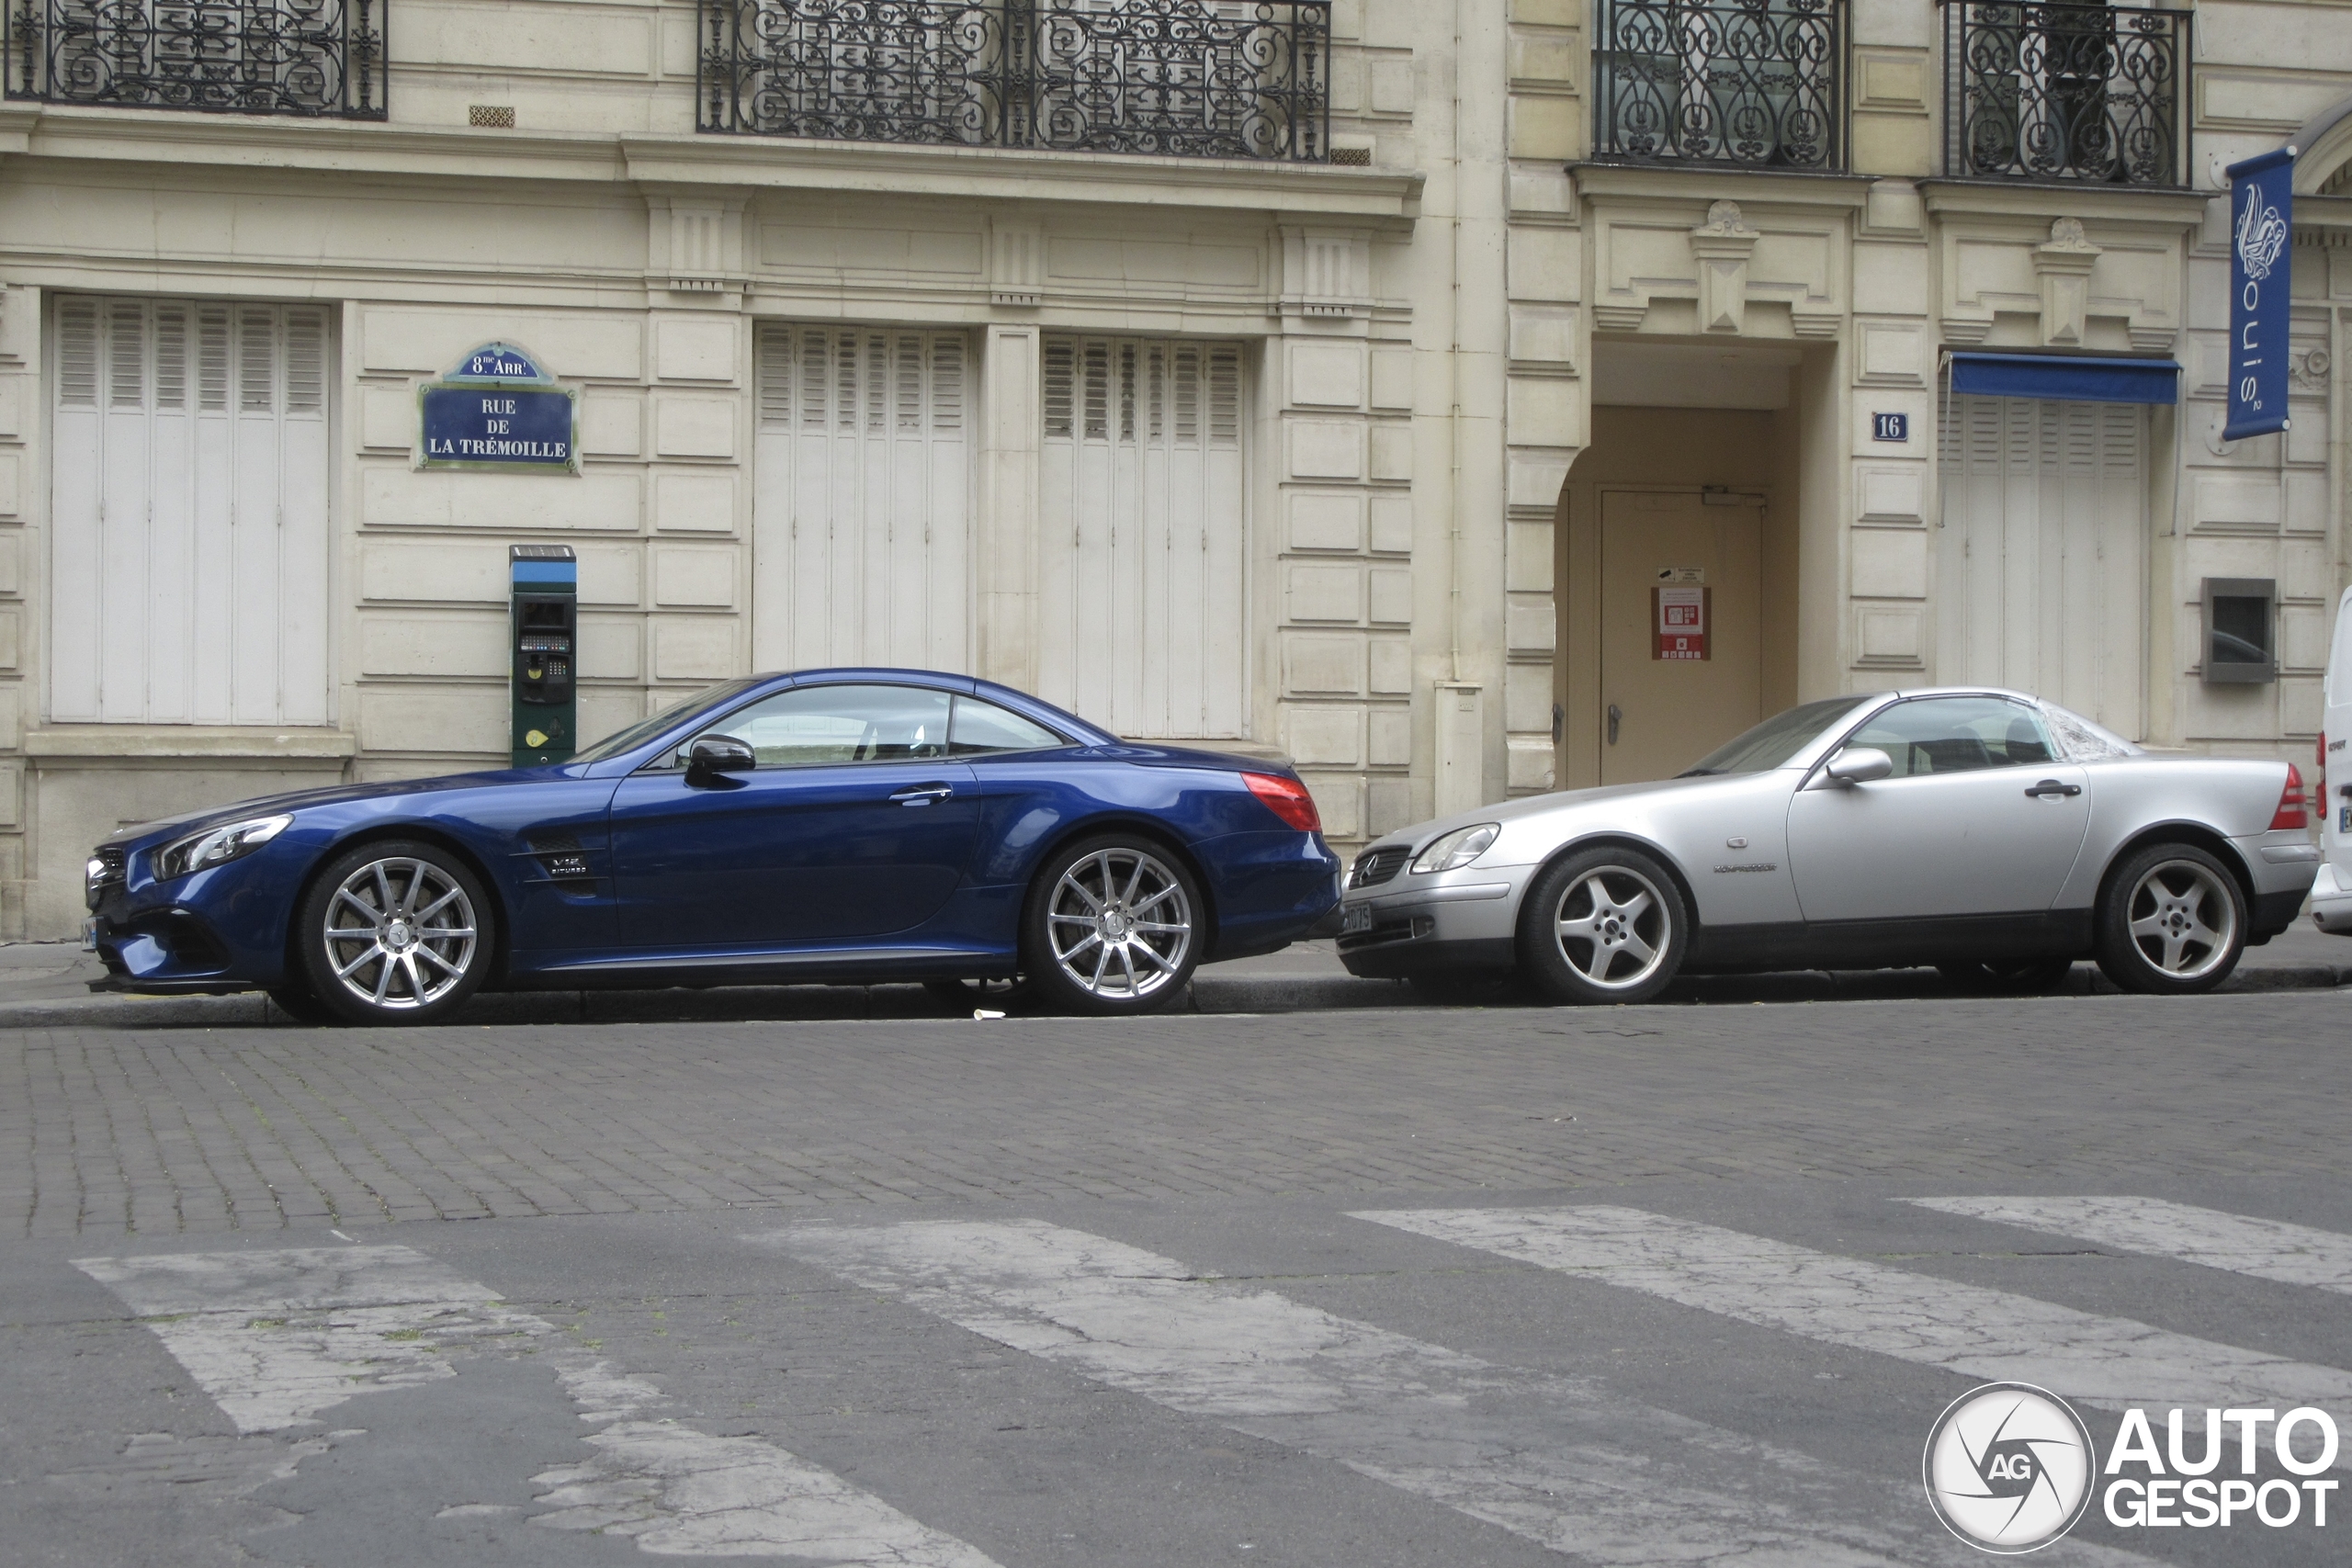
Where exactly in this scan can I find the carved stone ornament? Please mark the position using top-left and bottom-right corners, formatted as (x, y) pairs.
(2033, 217), (2103, 347)
(1688, 201), (1762, 334)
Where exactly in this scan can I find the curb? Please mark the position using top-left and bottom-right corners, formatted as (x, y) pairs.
(0, 960), (2341, 1030)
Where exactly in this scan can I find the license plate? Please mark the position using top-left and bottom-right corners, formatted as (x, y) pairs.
(81, 917), (99, 952)
(1341, 904), (1374, 934)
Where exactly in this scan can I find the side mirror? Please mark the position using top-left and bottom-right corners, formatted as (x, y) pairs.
(684, 735), (756, 788)
(1823, 747), (1894, 786)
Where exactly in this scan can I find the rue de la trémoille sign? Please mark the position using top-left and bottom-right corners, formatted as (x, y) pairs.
(417, 343), (580, 473)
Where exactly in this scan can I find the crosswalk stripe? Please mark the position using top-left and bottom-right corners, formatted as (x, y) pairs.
(75, 1247), (1001, 1566)
(1908, 1195), (2352, 1295)
(775, 1217), (2151, 1565)
(1352, 1207), (2352, 1428)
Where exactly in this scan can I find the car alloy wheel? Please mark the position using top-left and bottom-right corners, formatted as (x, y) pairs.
(1023, 836), (1202, 1014)
(1519, 846), (1688, 1005)
(298, 841), (494, 1024)
(2095, 842), (2246, 995)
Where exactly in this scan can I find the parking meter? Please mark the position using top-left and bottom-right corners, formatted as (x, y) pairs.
(510, 545), (577, 767)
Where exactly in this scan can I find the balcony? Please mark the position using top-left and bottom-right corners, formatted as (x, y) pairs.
(1941, 1), (2189, 186)
(696, 0), (1330, 162)
(6, 0), (386, 118)
(1591, 0), (1846, 172)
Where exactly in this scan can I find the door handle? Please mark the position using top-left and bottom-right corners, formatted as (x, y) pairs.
(2024, 779), (2083, 799)
(889, 784), (956, 807)
(1606, 705), (1622, 746)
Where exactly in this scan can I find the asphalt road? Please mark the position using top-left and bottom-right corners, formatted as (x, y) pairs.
(2, 986), (2346, 1566)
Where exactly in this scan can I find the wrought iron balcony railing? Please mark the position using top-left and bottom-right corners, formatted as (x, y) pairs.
(1942, 1), (2188, 186)
(6, 0), (385, 117)
(1591, 0), (1846, 171)
(697, 0), (1330, 162)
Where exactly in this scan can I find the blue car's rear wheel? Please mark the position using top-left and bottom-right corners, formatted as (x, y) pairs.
(1023, 836), (1202, 1015)
(297, 841), (494, 1026)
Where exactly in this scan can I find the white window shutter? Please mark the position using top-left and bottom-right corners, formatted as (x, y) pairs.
(1039, 333), (1250, 739)
(49, 296), (334, 728)
(751, 325), (973, 676)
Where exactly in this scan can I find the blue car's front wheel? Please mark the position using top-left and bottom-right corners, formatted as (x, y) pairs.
(1024, 836), (1203, 1016)
(296, 840), (496, 1026)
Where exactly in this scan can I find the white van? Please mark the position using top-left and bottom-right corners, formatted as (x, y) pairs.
(2315, 585), (2352, 932)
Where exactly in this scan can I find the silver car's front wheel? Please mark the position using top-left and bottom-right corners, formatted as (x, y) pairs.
(2095, 842), (2246, 996)
(1519, 846), (1688, 1005)
(1024, 837), (1203, 1014)
(298, 841), (494, 1025)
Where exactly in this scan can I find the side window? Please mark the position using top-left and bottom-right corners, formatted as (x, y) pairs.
(1840, 697), (2056, 779)
(949, 696), (1065, 756)
(690, 684), (952, 768)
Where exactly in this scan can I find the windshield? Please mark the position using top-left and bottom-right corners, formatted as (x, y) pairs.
(572, 677), (766, 764)
(1679, 694), (1879, 776)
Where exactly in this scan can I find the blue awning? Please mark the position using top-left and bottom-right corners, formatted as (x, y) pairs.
(1947, 353), (2181, 406)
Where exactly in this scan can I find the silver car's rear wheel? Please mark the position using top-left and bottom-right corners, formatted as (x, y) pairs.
(1519, 846), (1688, 1005)
(1023, 836), (1203, 1014)
(298, 841), (494, 1025)
(2095, 842), (2246, 996)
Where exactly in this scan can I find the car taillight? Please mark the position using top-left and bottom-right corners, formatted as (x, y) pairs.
(1244, 772), (1322, 834)
(2272, 762), (2308, 830)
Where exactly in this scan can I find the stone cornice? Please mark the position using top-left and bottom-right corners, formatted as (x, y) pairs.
(1916, 178), (2211, 229)
(1567, 161), (1873, 212)
(0, 105), (1425, 224)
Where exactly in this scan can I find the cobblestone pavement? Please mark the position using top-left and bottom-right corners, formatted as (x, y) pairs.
(6, 990), (2347, 1568)
(3, 987), (2342, 1239)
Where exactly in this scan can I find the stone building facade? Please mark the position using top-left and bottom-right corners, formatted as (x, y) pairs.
(1, 0), (2349, 938)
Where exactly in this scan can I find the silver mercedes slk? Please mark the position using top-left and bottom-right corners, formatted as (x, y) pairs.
(1338, 688), (2318, 1002)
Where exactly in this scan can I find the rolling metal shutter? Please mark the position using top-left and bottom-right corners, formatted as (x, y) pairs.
(1039, 335), (1248, 739)
(1937, 394), (2146, 738)
(49, 297), (333, 726)
(751, 325), (971, 674)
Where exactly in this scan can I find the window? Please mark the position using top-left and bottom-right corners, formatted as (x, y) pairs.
(1841, 697), (2057, 779)
(692, 684), (953, 768)
(949, 697), (1067, 756)
(1936, 394), (2147, 739)
(751, 324), (971, 675)
(50, 296), (332, 727)
(1039, 334), (1248, 739)
(1682, 695), (1875, 775)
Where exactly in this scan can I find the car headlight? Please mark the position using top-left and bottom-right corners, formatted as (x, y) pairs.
(1412, 823), (1498, 874)
(153, 814), (293, 882)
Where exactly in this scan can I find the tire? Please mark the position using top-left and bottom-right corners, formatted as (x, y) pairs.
(265, 986), (341, 1026)
(1937, 957), (2075, 995)
(924, 976), (1031, 1012)
(1518, 845), (1689, 1006)
(2093, 842), (2247, 996)
(1022, 835), (1204, 1016)
(296, 840), (495, 1026)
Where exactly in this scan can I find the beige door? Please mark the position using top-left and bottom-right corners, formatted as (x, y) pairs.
(1599, 490), (1764, 784)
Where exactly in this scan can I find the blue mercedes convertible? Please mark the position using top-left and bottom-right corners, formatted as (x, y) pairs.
(85, 670), (1341, 1024)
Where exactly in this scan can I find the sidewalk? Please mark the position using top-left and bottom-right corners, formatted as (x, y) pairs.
(1, 924), (2345, 1028)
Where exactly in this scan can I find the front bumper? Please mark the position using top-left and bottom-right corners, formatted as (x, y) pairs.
(85, 839), (305, 993)
(1335, 863), (1532, 978)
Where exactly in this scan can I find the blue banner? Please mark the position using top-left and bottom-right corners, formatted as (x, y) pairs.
(2225, 148), (2295, 441)
(417, 341), (579, 473)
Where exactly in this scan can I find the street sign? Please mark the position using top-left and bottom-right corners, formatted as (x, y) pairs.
(418, 341), (580, 472)
(2225, 148), (2295, 442)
